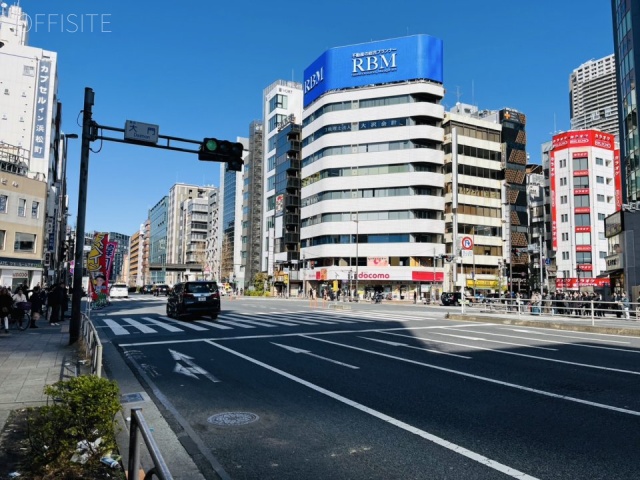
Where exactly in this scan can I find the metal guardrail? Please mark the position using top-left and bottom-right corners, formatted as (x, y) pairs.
(80, 313), (103, 377)
(463, 297), (640, 326)
(128, 407), (174, 480)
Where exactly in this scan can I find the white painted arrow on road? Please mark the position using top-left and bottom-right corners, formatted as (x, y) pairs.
(360, 337), (471, 359)
(272, 343), (359, 369)
(169, 349), (220, 383)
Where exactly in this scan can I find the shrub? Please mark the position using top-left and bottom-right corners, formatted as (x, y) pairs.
(27, 376), (122, 474)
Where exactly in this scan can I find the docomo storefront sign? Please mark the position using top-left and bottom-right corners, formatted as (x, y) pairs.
(312, 268), (444, 282)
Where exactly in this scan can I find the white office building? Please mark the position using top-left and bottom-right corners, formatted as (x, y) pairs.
(300, 35), (445, 300)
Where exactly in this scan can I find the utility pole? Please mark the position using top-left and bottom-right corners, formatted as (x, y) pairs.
(69, 87), (94, 345)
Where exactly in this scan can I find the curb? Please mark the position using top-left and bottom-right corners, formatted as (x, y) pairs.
(446, 313), (640, 337)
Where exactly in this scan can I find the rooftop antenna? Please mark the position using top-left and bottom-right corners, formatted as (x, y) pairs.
(471, 80), (475, 107)
(455, 86), (463, 104)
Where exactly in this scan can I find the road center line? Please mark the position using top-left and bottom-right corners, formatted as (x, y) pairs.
(204, 339), (539, 480)
(302, 335), (640, 417)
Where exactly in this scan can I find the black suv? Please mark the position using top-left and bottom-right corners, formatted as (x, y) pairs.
(166, 281), (220, 320)
(153, 284), (170, 296)
(441, 292), (462, 306)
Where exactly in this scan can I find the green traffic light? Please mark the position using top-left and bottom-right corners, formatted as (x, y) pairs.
(205, 139), (218, 151)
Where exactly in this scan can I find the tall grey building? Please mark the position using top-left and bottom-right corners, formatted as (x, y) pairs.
(242, 121), (264, 289)
(569, 54), (618, 135)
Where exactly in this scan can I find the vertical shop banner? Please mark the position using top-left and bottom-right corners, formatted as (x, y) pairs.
(32, 59), (51, 159)
(105, 242), (118, 282)
(87, 233), (109, 303)
(550, 151), (557, 250)
(614, 149), (623, 211)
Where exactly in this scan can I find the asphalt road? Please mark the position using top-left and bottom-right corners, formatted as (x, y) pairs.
(95, 295), (640, 479)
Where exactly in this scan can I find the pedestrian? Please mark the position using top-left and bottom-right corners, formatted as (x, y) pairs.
(413, 290), (417, 304)
(59, 286), (69, 322)
(28, 285), (46, 328)
(47, 283), (61, 326)
(621, 293), (630, 320)
(0, 287), (13, 333)
(12, 287), (27, 305)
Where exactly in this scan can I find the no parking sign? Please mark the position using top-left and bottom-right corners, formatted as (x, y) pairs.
(461, 236), (473, 250)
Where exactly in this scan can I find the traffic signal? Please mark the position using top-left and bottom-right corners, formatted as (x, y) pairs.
(198, 138), (244, 171)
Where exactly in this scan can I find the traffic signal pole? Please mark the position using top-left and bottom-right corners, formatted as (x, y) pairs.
(69, 87), (94, 345)
(67, 87), (244, 344)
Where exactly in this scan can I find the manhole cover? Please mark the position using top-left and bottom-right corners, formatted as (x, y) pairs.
(120, 393), (145, 404)
(208, 412), (259, 426)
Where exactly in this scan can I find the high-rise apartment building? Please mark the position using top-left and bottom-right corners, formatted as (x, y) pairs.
(262, 81), (303, 291)
(300, 35), (445, 300)
(569, 55), (618, 135)
(149, 196), (168, 284)
(128, 228), (143, 287)
(205, 189), (220, 281)
(107, 231), (130, 283)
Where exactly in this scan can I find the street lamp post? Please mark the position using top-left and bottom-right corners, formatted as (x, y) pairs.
(58, 133), (78, 285)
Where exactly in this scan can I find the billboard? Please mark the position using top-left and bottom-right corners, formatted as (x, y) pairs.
(604, 211), (623, 238)
(551, 130), (615, 152)
(303, 34), (443, 107)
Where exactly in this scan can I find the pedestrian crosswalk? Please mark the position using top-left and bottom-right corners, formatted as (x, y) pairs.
(95, 309), (436, 336)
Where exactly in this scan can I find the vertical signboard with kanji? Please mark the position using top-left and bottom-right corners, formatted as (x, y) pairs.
(32, 59), (51, 159)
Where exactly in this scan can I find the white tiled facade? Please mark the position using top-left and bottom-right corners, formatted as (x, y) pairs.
(549, 130), (619, 290)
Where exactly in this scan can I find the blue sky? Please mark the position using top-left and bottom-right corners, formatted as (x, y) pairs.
(19, 0), (615, 236)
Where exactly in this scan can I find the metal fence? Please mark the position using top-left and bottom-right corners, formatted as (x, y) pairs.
(128, 407), (174, 480)
(80, 313), (103, 377)
(463, 296), (640, 325)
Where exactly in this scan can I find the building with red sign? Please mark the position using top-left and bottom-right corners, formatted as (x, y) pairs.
(548, 130), (620, 290)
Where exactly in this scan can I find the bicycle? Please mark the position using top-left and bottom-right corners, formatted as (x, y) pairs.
(9, 302), (31, 331)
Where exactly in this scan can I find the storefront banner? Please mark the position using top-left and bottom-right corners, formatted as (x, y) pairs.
(614, 149), (623, 211)
(555, 278), (609, 289)
(367, 257), (389, 267)
(87, 233), (109, 302)
(550, 150), (557, 249)
(312, 268), (444, 281)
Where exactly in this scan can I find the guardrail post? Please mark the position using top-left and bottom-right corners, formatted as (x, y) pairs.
(590, 300), (595, 326)
(128, 407), (142, 479)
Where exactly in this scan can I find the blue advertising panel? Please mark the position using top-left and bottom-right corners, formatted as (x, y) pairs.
(303, 34), (443, 107)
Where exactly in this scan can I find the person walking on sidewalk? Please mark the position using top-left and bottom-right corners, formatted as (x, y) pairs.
(621, 293), (631, 320)
(47, 283), (61, 326)
(59, 286), (69, 322)
(0, 287), (13, 333)
(28, 285), (46, 328)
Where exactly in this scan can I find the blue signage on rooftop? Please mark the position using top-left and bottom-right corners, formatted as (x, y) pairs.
(303, 34), (443, 108)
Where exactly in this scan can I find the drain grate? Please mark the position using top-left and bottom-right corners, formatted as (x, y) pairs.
(120, 392), (145, 404)
(208, 412), (259, 426)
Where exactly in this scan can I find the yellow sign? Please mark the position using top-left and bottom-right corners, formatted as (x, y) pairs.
(466, 279), (498, 288)
(333, 280), (338, 291)
(284, 274), (289, 285)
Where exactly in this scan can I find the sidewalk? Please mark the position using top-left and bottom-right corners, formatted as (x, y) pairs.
(0, 320), (207, 480)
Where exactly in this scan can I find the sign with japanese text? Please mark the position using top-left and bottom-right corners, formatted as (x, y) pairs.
(32, 59), (52, 159)
(550, 151), (557, 249)
(614, 149), (623, 211)
(367, 257), (389, 267)
(552, 131), (615, 152)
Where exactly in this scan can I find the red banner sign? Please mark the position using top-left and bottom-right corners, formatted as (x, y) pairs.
(574, 207), (590, 214)
(578, 264), (593, 271)
(576, 245), (592, 252)
(552, 130), (615, 151)
(574, 188), (589, 195)
(555, 277), (610, 289)
(614, 149), (623, 211)
(551, 151), (557, 250)
(572, 151), (589, 158)
(573, 170), (589, 177)
(575, 226), (591, 233)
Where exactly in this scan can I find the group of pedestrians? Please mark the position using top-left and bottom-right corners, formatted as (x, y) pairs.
(544, 290), (635, 319)
(0, 283), (69, 333)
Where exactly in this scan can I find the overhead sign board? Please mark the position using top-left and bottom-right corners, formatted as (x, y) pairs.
(124, 120), (159, 144)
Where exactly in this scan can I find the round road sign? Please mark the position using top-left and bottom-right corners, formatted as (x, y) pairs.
(462, 236), (473, 250)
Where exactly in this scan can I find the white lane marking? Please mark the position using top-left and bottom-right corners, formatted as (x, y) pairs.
(103, 319), (130, 336)
(217, 319), (256, 329)
(196, 320), (233, 330)
(122, 318), (157, 334)
(160, 316), (209, 331)
(141, 317), (183, 333)
(457, 328), (640, 354)
(224, 318), (277, 328)
(205, 339), (539, 480)
(384, 332), (640, 376)
(360, 337), (471, 359)
(170, 349), (220, 383)
(303, 335), (640, 417)
(506, 328), (631, 344)
(428, 332), (557, 351)
(238, 313), (321, 325)
(272, 343), (359, 369)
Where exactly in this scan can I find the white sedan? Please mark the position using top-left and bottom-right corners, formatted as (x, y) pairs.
(109, 284), (129, 298)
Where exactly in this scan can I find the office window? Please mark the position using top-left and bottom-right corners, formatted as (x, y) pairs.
(14, 232), (36, 252)
(559, 159), (567, 168)
(561, 232), (569, 241)
(573, 158), (588, 170)
(574, 195), (589, 207)
(595, 157), (604, 166)
(574, 177), (589, 187)
(269, 94), (288, 113)
(0, 195), (6, 213)
(17, 198), (26, 217)
(31, 201), (39, 219)
(560, 177), (567, 186)
(598, 213), (606, 220)
(562, 251), (569, 260)
(575, 232), (591, 244)
(0, 230), (4, 250)
(600, 251), (607, 259)
(576, 252), (592, 263)
(560, 195), (568, 204)
(596, 176), (604, 184)
(597, 194), (605, 202)
(561, 213), (568, 223)
(575, 213), (591, 226)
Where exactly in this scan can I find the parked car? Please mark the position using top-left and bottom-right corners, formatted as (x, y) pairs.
(440, 292), (462, 306)
(166, 281), (220, 320)
(153, 284), (170, 296)
(109, 283), (128, 299)
(141, 284), (154, 294)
